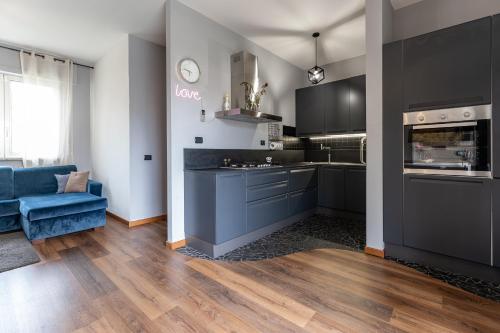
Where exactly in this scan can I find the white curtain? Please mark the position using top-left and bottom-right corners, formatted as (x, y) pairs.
(17, 52), (74, 167)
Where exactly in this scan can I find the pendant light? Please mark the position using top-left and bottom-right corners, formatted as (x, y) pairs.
(308, 32), (325, 85)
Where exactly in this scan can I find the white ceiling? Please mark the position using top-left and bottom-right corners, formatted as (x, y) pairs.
(0, 0), (166, 65)
(178, 0), (366, 70)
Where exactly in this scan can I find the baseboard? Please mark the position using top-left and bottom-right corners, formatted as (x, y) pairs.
(365, 246), (385, 258)
(106, 211), (166, 228)
(166, 239), (186, 250)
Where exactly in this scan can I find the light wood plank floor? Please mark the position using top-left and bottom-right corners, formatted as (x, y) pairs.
(1, 216), (500, 332)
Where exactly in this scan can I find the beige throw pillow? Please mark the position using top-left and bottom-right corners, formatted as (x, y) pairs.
(65, 171), (89, 193)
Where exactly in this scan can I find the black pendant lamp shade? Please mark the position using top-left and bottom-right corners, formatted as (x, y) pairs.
(308, 32), (325, 85)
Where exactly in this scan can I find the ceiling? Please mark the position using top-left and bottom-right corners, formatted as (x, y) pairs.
(0, 0), (166, 65)
(0, 0), (422, 67)
(178, 0), (366, 69)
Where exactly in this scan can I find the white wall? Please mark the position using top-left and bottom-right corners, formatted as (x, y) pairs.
(392, 0), (500, 40)
(0, 45), (92, 171)
(304, 54), (366, 86)
(129, 35), (167, 221)
(166, 0), (304, 242)
(92, 36), (131, 220)
(365, 0), (392, 252)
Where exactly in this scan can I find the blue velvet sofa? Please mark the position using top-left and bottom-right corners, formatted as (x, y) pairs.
(0, 165), (107, 242)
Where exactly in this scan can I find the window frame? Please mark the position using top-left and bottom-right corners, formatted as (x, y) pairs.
(0, 73), (4, 159)
(3, 74), (23, 159)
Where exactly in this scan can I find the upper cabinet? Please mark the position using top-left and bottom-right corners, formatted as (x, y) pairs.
(348, 75), (366, 132)
(296, 75), (366, 137)
(403, 17), (492, 112)
(295, 85), (325, 136)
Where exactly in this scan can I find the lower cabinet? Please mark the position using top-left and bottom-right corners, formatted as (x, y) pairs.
(345, 168), (366, 213)
(247, 194), (289, 232)
(493, 179), (500, 268)
(318, 166), (366, 213)
(318, 166), (345, 209)
(403, 175), (491, 265)
(289, 187), (318, 216)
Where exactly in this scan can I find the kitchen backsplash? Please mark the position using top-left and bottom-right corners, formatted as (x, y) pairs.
(284, 135), (366, 164)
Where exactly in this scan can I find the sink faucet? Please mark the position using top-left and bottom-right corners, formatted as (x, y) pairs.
(320, 144), (332, 164)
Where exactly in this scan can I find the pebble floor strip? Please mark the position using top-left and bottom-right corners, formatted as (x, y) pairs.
(178, 213), (500, 302)
(177, 214), (366, 261)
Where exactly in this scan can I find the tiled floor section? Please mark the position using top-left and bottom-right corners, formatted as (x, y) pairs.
(177, 214), (365, 261)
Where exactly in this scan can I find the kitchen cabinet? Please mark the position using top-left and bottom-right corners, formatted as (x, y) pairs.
(247, 194), (289, 232)
(318, 166), (345, 210)
(295, 86), (324, 136)
(289, 187), (318, 216)
(403, 175), (491, 265)
(493, 14), (500, 178)
(348, 75), (366, 132)
(345, 168), (366, 213)
(296, 76), (366, 136)
(318, 165), (366, 213)
(403, 17), (492, 111)
(185, 171), (246, 245)
(325, 80), (350, 133)
(493, 180), (500, 268)
(289, 167), (317, 192)
(383, 41), (404, 245)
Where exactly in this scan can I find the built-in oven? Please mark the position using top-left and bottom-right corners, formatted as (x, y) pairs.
(403, 105), (491, 177)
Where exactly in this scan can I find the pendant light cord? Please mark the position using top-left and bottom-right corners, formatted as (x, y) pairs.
(315, 36), (318, 67)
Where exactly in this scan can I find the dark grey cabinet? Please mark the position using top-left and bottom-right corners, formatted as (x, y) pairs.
(296, 76), (366, 136)
(247, 194), (289, 232)
(493, 15), (500, 178)
(289, 187), (317, 216)
(383, 41), (404, 245)
(185, 171), (246, 245)
(403, 17), (492, 111)
(493, 180), (500, 268)
(289, 167), (317, 192)
(403, 175), (492, 265)
(318, 166), (345, 210)
(348, 75), (366, 132)
(296, 86), (324, 136)
(345, 168), (366, 214)
(325, 80), (350, 133)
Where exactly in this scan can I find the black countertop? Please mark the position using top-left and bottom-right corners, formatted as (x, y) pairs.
(185, 162), (366, 174)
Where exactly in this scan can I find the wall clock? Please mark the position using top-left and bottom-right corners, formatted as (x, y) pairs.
(178, 58), (201, 84)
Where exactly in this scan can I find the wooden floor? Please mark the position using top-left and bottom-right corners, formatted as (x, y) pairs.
(1, 218), (500, 332)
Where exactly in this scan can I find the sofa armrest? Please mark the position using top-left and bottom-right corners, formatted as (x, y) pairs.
(87, 180), (103, 197)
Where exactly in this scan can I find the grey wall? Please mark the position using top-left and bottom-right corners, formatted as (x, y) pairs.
(304, 54), (366, 86)
(0, 45), (92, 171)
(166, 0), (305, 242)
(393, 0), (500, 40)
(129, 35), (167, 221)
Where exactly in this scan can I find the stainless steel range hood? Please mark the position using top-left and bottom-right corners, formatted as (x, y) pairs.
(215, 51), (282, 123)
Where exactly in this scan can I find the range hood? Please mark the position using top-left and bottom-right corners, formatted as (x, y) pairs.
(215, 51), (282, 123)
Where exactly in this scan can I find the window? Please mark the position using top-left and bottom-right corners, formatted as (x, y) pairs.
(0, 72), (63, 160)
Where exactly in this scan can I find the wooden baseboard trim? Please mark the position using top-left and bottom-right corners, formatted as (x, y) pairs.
(365, 246), (385, 258)
(166, 239), (186, 250)
(106, 211), (166, 228)
(129, 215), (166, 228)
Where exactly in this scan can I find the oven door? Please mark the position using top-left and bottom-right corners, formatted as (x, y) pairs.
(404, 120), (491, 177)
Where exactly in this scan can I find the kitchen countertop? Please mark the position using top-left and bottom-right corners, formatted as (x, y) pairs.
(185, 161), (366, 174)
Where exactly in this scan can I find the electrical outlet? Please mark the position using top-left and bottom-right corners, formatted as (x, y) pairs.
(260, 140), (266, 146)
(144, 155), (152, 161)
(195, 137), (203, 144)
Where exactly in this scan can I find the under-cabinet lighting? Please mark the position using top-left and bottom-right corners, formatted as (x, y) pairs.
(308, 133), (367, 140)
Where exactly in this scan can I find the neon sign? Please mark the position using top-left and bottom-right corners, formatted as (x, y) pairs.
(175, 84), (201, 101)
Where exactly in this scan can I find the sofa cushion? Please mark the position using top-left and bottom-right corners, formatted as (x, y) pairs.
(0, 167), (14, 200)
(14, 165), (77, 198)
(19, 192), (107, 221)
(0, 199), (19, 217)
